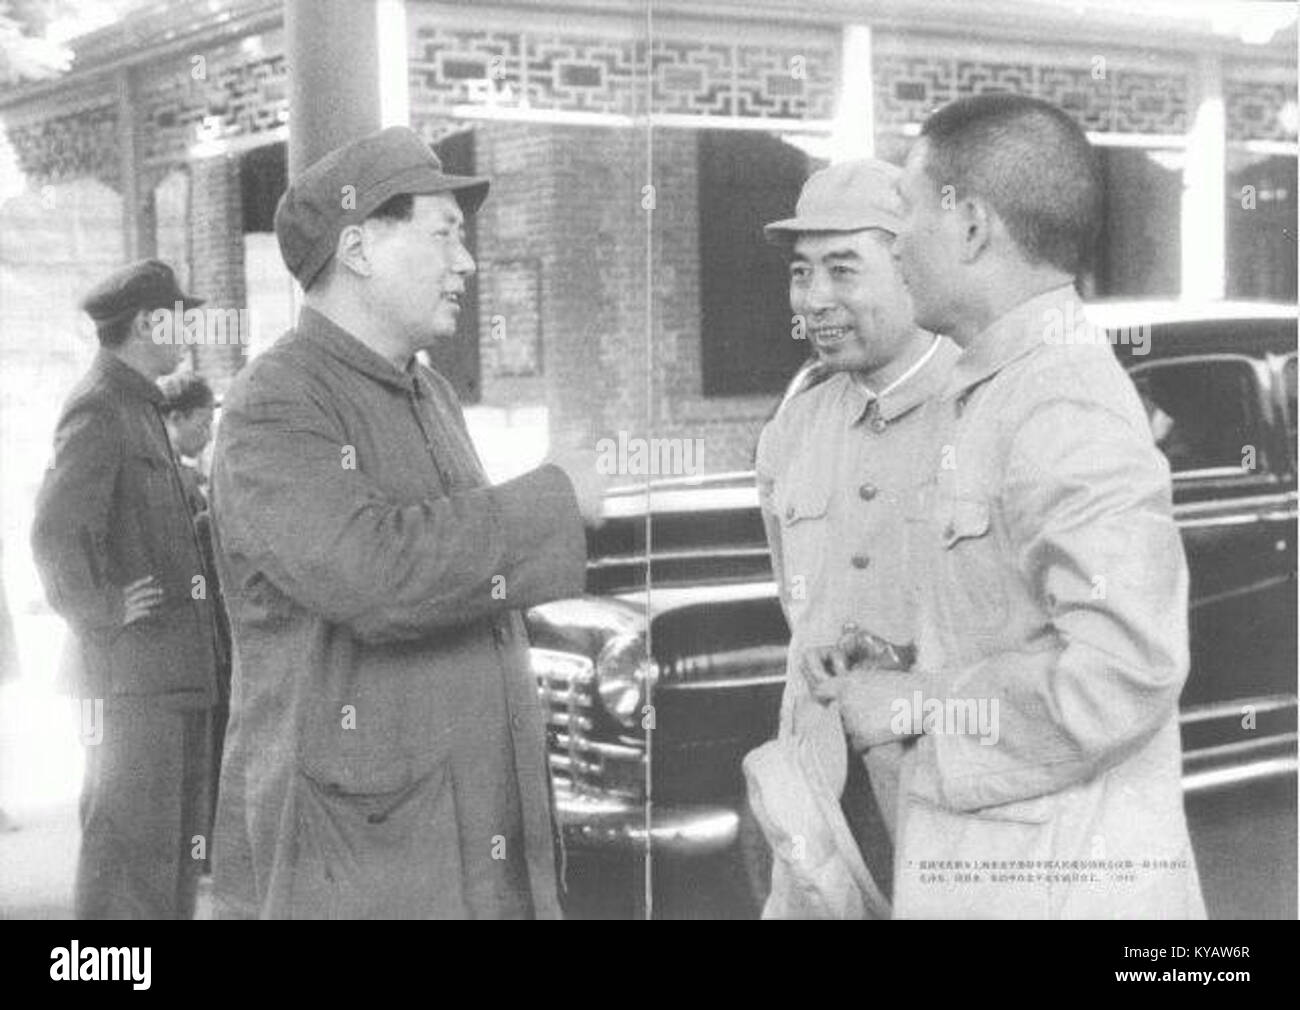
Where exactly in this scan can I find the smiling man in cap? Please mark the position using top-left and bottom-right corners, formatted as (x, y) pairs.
(32, 259), (221, 918)
(751, 159), (957, 916)
(209, 126), (603, 919)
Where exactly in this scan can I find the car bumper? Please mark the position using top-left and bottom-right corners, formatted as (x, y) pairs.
(555, 785), (740, 857)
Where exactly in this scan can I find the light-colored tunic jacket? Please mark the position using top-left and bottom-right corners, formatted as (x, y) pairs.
(895, 286), (1206, 920)
(757, 340), (958, 842)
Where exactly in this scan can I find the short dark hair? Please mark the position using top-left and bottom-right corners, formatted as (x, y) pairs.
(95, 311), (139, 348)
(919, 93), (1103, 275)
(159, 372), (215, 415)
(304, 192), (417, 292)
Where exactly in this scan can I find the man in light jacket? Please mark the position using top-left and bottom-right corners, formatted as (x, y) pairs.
(755, 159), (956, 912)
(210, 127), (602, 919)
(810, 93), (1206, 918)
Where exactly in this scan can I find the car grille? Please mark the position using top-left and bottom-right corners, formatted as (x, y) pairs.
(532, 649), (644, 801)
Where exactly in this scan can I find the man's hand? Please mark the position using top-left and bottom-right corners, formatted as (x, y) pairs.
(122, 575), (164, 626)
(546, 447), (607, 526)
(801, 625), (920, 750)
(838, 625), (916, 671)
(812, 668), (916, 751)
(800, 625), (914, 696)
(800, 642), (851, 696)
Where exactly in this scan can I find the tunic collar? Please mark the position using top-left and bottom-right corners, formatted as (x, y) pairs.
(840, 334), (954, 426)
(297, 306), (420, 393)
(944, 283), (1080, 401)
(92, 349), (166, 407)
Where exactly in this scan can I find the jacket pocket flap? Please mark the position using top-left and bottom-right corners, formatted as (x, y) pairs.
(941, 497), (992, 548)
(298, 742), (451, 798)
(778, 483), (831, 525)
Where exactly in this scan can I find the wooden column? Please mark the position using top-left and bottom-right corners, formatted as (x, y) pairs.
(284, 0), (384, 177)
(117, 67), (157, 260)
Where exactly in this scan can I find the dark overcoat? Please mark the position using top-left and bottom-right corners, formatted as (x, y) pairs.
(210, 308), (585, 919)
(31, 350), (219, 918)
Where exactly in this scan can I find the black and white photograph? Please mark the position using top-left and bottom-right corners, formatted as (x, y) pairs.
(0, 0), (1295, 942)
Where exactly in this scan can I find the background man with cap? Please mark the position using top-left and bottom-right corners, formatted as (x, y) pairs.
(31, 260), (221, 919)
(210, 126), (603, 919)
(752, 159), (957, 915)
(158, 372), (230, 843)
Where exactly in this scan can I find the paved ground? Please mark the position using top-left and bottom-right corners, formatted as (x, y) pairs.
(0, 613), (81, 919)
(2, 612), (1293, 920)
(0, 615), (219, 920)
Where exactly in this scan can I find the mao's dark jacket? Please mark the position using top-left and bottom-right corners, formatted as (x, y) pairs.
(209, 308), (585, 920)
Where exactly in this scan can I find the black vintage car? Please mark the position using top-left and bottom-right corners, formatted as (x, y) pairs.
(525, 303), (1298, 919)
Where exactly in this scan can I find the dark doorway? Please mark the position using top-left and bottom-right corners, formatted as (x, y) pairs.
(698, 131), (821, 397)
(241, 142), (286, 233)
(1227, 152), (1298, 302)
(1093, 147), (1182, 298)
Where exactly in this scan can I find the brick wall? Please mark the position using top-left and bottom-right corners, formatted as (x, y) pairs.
(154, 168), (191, 291)
(472, 122), (552, 413)
(648, 127), (776, 473)
(466, 119), (773, 473)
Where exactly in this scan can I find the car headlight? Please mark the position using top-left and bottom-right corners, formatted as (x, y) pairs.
(594, 633), (658, 728)
(529, 647), (595, 686)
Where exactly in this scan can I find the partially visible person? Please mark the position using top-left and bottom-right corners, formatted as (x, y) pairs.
(159, 372), (230, 836)
(0, 536), (18, 832)
(808, 92), (1204, 919)
(31, 260), (220, 919)
(754, 158), (957, 914)
(158, 372), (215, 512)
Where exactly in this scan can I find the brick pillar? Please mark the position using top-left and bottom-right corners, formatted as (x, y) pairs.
(535, 124), (649, 450)
(188, 154), (246, 389)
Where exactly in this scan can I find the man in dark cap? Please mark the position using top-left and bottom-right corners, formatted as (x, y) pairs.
(210, 126), (603, 919)
(31, 259), (221, 919)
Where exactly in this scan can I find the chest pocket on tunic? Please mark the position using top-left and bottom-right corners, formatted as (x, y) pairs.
(775, 477), (831, 613)
(935, 495), (1009, 634)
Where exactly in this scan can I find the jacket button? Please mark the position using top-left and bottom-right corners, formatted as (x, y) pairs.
(492, 625), (506, 646)
(943, 522), (956, 540)
(850, 553), (870, 569)
(858, 483), (877, 501)
(511, 713), (523, 731)
(870, 416), (887, 433)
(784, 505), (795, 520)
